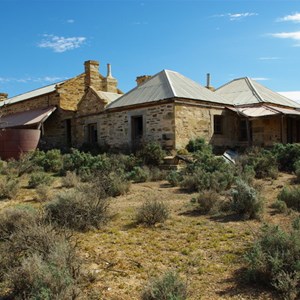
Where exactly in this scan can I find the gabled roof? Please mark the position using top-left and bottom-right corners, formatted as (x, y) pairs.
(107, 69), (232, 109)
(215, 77), (300, 108)
(0, 81), (66, 108)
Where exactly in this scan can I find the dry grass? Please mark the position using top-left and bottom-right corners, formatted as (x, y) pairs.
(0, 172), (298, 299)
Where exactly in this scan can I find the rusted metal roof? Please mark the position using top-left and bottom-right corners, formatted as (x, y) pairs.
(0, 106), (56, 129)
(107, 69), (232, 109)
(0, 81), (65, 108)
(227, 104), (300, 118)
(216, 77), (300, 108)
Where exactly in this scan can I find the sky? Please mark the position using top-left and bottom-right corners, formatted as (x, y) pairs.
(1, 0), (300, 100)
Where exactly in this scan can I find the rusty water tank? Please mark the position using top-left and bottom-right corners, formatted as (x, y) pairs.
(0, 128), (41, 160)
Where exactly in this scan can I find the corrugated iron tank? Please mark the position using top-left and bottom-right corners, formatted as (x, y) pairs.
(0, 128), (40, 160)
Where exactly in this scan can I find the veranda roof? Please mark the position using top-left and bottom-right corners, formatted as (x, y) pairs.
(0, 106), (57, 129)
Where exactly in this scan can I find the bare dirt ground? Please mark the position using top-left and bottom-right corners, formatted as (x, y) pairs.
(0, 172), (297, 299)
(77, 172), (297, 300)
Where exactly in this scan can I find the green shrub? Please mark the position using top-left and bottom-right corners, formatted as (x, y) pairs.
(231, 179), (263, 219)
(0, 176), (20, 199)
(271, 200), (288, 214)
(35, 184), (50, 202)
(245, 224), (300, 299)
(196, 190), (222, 214)
(45, 189), (110, 231)
(127, 166), (150, 183)
(136, 199), (169, 226)
(294, 160), (300, 183)
(61, 171), (79, 188)
(237, 148), (278, 179)
(43, 149), (63, 173)
(136, 142), (166, 166)
(273, 143), (300, 172)
(185, 137), (210, 153)
(149, 167), (168, 182)
(278, 186), (300, 212)
(167, 171), (182, 187)
(28, 172), (54, 188)
(141, 271), (187, 300)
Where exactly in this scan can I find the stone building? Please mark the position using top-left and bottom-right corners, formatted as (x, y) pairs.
(0, 60), (122, 156)
(1, 60), (300, 159)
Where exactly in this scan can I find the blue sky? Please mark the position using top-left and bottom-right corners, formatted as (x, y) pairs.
(1, 0), (300, 99)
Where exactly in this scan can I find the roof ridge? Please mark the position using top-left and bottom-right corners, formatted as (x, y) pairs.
(162, 70), (176, 97)
(245, 77), (264, 103)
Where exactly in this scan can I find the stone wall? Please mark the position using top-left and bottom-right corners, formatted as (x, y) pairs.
(174, 101), (235, 149)
(98, 102), (175, 150)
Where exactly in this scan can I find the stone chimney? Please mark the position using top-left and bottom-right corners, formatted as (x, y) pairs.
(205, 73), (215, 91)
(136, 75), (152, 86)
(0, 93), (8, 101)
(84, 60), (102, 90)
(103, 63), (118, 93)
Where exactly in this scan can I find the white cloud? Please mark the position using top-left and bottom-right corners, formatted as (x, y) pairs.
(251, 77), (269, 81)
(66, 19), (75, 24)
(259, 57), (280, 60)
(271, 31), (300, 46)
(214, 12), (258, 21)
(0, 76), (67, 84)
(38, 34), (86, 53)
(278, 13), (300, 23)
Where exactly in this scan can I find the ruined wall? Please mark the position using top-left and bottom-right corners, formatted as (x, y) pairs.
(99, 102), (175, 150)
(251, 116), (282, 146)
(174, 102), (235, 149)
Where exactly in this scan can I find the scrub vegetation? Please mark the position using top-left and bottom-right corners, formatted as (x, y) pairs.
(0, 141), (300, 299)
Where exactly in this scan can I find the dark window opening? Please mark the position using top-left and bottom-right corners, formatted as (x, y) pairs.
(87, 123), (98, 144)
(213, 115), (223, 134)
(131, 116), (143, 147)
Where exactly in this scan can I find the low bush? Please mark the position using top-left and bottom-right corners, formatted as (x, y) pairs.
(35, 184), (51, 202)
(0, 207), (80, 299)
(0, 176), (20, 199)
(237, 148), (278, 179)
(127, 166), (150, 183)
(45, 189), (110, 231)
(61, 171), (79, 188)
(167, 170), (183, 187)
(245, 224), (300, 300)
(273, 143), (300, 172)
(141, 271), (187, 300)
(136, 142), (166, 166)
(149, 167), (168, 182)
(278, 186), (300, 212)
(185, 137), (211, 153)
(196, 190), (222, 215)
(42, 149), (63, 173)
(270, 200), (288, 214)
(136, 199), (169, 226)
(28, 171), (54, 188)
(294, 160), (300, 183)
(231, 179), (263, 219)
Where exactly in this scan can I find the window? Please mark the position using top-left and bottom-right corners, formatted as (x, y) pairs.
(87, 123), (98, 144)
(213, 115), (223, 134)
(239, 119), (252, 141)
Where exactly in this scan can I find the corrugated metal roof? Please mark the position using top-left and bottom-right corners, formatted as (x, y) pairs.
(216, 77), (300, 108)
(0, 81), (65, 108)
(0, 106), (57, 129)
(96, 91), (122, 103)
(227, 104), (300, 118)
(107, 70), (232, 109)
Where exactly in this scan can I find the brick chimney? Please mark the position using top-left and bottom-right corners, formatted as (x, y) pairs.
(103, 63), (118, 93)
(84, 60), (101, 90)
(0, 93), (8, 101)
(136, 75), (152, 86)
(205, 73), (215, 91)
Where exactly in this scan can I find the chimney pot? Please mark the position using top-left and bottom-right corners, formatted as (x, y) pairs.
(136, 75), (152, 86)
(107, 63), (113, 78)
(0, 93), (8, 101)
(205, 73), (215, 91)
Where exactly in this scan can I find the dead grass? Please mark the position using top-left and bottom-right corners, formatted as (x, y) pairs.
(0, 172), (298, 299)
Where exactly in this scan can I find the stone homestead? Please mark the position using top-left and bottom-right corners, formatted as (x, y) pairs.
(1, 59), (300, 158)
